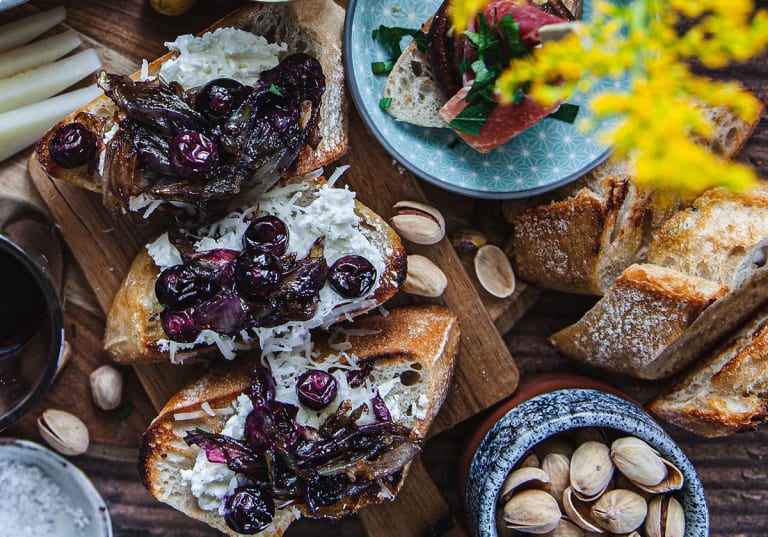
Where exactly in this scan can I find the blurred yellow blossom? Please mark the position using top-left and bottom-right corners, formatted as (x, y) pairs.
(450, 0), (768, 194)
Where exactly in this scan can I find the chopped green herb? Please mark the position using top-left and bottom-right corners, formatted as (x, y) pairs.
(268, 83), (283, 97)
(195, 426), (211, 434)
(114, 403), (133, 422)
(372, 60), (395, 75)
(371, 25), (426, 74)
(391, 6), (401, 13)
(379, 97), (393, 109)
(450, 13), (531, 135)
(548, 103), (580, 123)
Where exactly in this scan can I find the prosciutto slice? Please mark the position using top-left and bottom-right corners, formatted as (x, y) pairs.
(439, 0), (565, 153)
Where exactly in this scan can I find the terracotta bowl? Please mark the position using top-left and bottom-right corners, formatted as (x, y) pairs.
(464, 375), (709, 537)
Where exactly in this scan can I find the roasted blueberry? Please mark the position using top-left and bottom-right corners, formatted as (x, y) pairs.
(243, 215), (289, 255)
(159, 308), (200, 342)
(195, 78), (251, 118)
(328, 255), (377, 298)
(155, 264), (214, 309)
(193, 292), (248, 335)
(169, 130), (219, 180)
(296, 369), (338, 410)
(49, 123), (98, 168)
(234, 248), (282, 300)
(223, 487), (274, 534)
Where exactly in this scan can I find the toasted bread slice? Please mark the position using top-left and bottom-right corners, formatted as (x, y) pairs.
(139, 304), (460, 537)
(648, 303), (768, 437)
(33, 0), (348, 201)
(104, 174), (406, 364)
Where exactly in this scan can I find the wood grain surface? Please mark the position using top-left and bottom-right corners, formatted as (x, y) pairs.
(0, 1), (767, 537)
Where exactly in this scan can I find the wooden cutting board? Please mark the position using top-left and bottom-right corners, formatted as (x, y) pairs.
(6, 2), (542, 535)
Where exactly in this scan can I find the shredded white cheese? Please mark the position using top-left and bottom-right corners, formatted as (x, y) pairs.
(158, 27), (287, 89)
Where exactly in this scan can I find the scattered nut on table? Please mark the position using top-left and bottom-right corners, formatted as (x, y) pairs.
(450, 228), (487, 254)
(37, 408), (90, 456)
(498, 429), (685, 536)
(401, 254), (447, 297)
(390, 201), (446, 245)
(474, 244), (516, 298)
(90, 364), (123, 410)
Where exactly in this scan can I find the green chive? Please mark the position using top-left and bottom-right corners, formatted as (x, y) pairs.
(548, 103), (580, 123)
(379, 97), (393, 109)
(114, 403), (133, 422)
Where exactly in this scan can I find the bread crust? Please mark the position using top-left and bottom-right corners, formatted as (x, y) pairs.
(33, 0), (348, 201)
(104, 176), (406, 364)
(139, 304), (460, 536)
(648, 304), (768, 437)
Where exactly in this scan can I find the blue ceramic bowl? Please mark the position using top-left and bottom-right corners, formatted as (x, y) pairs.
(466, 388), (708, 536)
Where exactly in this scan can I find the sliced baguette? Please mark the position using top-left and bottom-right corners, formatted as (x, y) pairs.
(647, 303), (768, 437)
(33, 0), (348, 198)
(104, 174), (407, 364)
(510, 103), (764, 296)
(549, 263), (729, 378)
(139, 304), (460, 536)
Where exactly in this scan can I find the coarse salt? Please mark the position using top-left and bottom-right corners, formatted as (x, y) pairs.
(0, 460), (91, 537)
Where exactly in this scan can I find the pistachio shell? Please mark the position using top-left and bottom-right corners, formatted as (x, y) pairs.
(391, 201), (445, 245)
(474, 244), (516, 298)
(401, 255), (448, 297)
(541, 453), (570, 507)
(572, 427), (608, 446)
(37, 408), (89, 456)
(570, 441), (614, 501)
(645, 495), (685, 537)
(519, 452), (542, 469)
(590, 489), (648, 534)
(562, 487), (604, 534)
(503, 489), (562, 534)
(501, 467), (552, 503)
(634, 459), (684, 494)
(610, 437), (667, 487)
(542, 519), (585, 537)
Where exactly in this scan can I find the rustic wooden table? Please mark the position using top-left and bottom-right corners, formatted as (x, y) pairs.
(1, 1), (768, 536)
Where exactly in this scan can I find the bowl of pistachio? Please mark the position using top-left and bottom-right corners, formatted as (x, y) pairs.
(465, 381), (708, 537)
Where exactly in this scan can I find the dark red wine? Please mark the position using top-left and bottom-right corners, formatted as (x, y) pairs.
(0, 249), (46, 351)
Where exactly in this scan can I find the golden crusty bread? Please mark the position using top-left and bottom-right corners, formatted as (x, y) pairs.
(139, 304), (460, 537)
(32, 0), (348, 199)
(104, 175), (407, 364)
(550, 183), (768, 379)
(648, 303), (768, 437)
(509, 103), (763, 296)
(549, 263), (729, 378)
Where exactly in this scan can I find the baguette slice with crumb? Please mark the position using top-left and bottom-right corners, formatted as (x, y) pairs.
(549, 263), (729, 378)
(104, 174), (406, 364)
(648, 303), (768, 437)
(139, 304), (460, 537)
(33, 0), (348, 201)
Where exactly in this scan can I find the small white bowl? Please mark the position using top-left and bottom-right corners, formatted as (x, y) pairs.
(0, 439), (112, 537)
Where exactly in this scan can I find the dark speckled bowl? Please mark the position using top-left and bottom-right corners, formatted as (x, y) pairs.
(466, 388), (709, 537)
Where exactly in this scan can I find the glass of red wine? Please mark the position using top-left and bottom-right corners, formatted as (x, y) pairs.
(0, 197), (64, 431)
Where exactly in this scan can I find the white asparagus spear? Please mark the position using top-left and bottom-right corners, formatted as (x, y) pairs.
(0, 85), (101, 162)
(0, 6), (66, 52)
(0, 49), (101, 113)
(0, 30), (82, 79)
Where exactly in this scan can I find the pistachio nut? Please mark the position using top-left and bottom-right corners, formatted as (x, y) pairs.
(645, 495), (685, 537)
(562, 487), (604, 534)
(474, 244), (516, 298)
(503, 489), (561, 534)
(38, 408), (90, 456)
(519, 452), (541, 469)
(590, 489), (648, 534)
(391, 201), (445, 245)
(90, 364), (123, 411)
(633, 459), (684, 494)
(542, 519), (585, 537)
(450, 228), (487, 254)
(541, 453), (570, 507)
(570, 441), (614, 501)
(401, 255), (448, 297)
(610, 437), (667, 488)
(500, 467), (552, 503)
